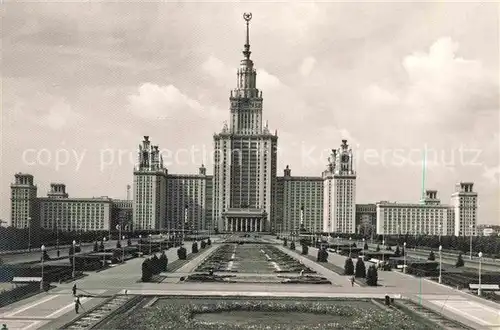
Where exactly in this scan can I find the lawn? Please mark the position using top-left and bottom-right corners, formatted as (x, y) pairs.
(99, 296), (435, 330)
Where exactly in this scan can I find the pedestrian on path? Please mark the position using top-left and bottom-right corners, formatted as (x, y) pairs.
(72, 283), (77, 296)
(351, 276), (355, 287)
(74, 296), (82, 314)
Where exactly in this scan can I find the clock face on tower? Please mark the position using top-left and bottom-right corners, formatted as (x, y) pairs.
(341, 154), (349, 163)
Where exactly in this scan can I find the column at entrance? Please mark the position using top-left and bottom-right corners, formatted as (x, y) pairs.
(253, 219), (257, 232)
(230, 219), (234, 232)
(245, 218), (248, 232)
(258, 219), (262, 232)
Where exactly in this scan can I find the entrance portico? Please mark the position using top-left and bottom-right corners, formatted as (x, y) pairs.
(222, 208), (267, 232)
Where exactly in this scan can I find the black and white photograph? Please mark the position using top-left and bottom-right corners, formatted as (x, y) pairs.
(0, 2), (499, 329)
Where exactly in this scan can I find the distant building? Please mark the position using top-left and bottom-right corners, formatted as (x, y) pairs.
(322, 140), (357, 233)
(133, 136), (167, 230)
(111, 199), (133, 232)
(451, 182), (478, 236)
(166, 165), (212, 232)
(10, 173), (38, 229)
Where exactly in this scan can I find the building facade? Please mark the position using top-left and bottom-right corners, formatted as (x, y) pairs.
(375, 185), (479, 237)
(133, 136), (168, 230)
(355, 204), (376, 237)
(10, 173), (38, 229)
(322, 140), (357, 233)
(212, 15), (278, 233)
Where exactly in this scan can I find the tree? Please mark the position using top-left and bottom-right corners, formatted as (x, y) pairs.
(99, 240), (104, 252)
(192, 242), (199, 254)
(363, 242), (368, 250)
(355, 258), (366, 278)
(116, 240), (121, 249)
(352, 243), (357, 248)
(152, 254), (160, 274)
(141, 259), (152, 282)
(290, 241), (296, 250)
(428, 250), (435, 261)
(201, 241), (206, 249)
(317, 248), (328, 262)
(93, 241), (99, 252)
(455, 253), (464, 267)
(366, 265), (378, 286)
(401, 246), (405, 258)
(127, 238), (132, 246)
(376, 244), (380, 252)
(207, 238), (212, 246)
(344, 257), (355, 275)
(394, 246), (401, 257)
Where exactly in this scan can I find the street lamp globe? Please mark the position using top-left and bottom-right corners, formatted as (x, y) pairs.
(122, 235), (125, 240)
(439, 245), (442, 251)
(478, 252), (483, 258)
(72, 240), (76, 246)
(41, 244), (45, 251)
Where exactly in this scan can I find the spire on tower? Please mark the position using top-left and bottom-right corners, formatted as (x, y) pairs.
(243, 13), (252, 59)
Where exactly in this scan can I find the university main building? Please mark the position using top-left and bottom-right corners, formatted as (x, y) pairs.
(10, 14), (478, 237)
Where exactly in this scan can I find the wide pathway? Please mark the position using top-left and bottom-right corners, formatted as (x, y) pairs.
(298, 243), (500, 330)
(0, 245), (189, 330)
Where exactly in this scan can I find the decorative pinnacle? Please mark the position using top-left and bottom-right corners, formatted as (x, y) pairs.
(243, 12), (252, 59)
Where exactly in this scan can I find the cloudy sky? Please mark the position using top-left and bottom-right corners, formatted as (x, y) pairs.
(1, 1), (499, 225)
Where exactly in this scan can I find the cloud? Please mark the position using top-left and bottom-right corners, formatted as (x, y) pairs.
(257, 69), (282, 90)
(127, 83), (202, 120)
(482, 165), (500, 185)
(299, 57), (316, 76)
(39, 99), (82, 130)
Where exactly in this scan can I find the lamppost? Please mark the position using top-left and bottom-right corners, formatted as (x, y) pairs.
(138, 234), (142, 256)
(72, 240), (76, 278)
(478, 251), (483, 296)
(56, 218), (60, 257)
(349, 237), (352, 257)
(469, 224), (473, 260)
(382, 239), (385, 264)
(362, 238), (365, 250)
(149, 234), (152, 254)
(438, 245), (442, 284)
(183, 204), (188, 244)
(122, 235), (125, 263)
(102, 237), (107, 268)
(40, 245), (45, 290)
(27, 216), (32, 252)
(438, 224), (442, 244)
(159, 234), (163, 251)
(403, 242), (407, 273)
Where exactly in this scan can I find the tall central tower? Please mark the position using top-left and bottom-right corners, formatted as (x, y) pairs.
(213, 13), (278, 233)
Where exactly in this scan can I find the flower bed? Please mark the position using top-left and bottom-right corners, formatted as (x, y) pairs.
(103, 297), (434, 330)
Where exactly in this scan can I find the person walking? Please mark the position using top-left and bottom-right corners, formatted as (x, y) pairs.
(72, 283), (77, 296)
(74, 296), (82, 314)
(351, 276), (355, 287)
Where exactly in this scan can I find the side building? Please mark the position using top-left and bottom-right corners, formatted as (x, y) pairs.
(166, 165), (213, 233)
(133, 136), (167, 230)
(10, 173), (38, 229)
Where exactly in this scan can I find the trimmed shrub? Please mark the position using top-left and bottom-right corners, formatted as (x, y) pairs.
(317, 248), (328, 262)
(355, 258), (366, 278)
(116, 240), (121, 249)
(192, 242), (199, 254)
(366, 265), (378, 286)
(200, 241), (206, 249)
(152, 254), (160, 274)
(141, 259), (152, 282)
(283, 238), (288, 247)
(376, 244), (380, 252)
(363, 242), (368, 250)
(127, 238), (132, 246)
(159, 252), (168, 272)
(290, 241), (296, 250)
(456, 253), (464, 267)
(344, 257), (355, 275)
(93, 241), (99, 252)
(177, 246), (187, 260)
(428, 251), (435, 261)
(99, 241), (104, 252)
(207, 238), (212, 246)
(302, 244), (309, 255)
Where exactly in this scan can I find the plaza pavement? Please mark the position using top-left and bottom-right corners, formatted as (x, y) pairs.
(288, 242), (500, 330)
(1, 236), (499, 330)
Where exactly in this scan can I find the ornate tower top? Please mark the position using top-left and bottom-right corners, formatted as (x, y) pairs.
(243, 13), (252, 59)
